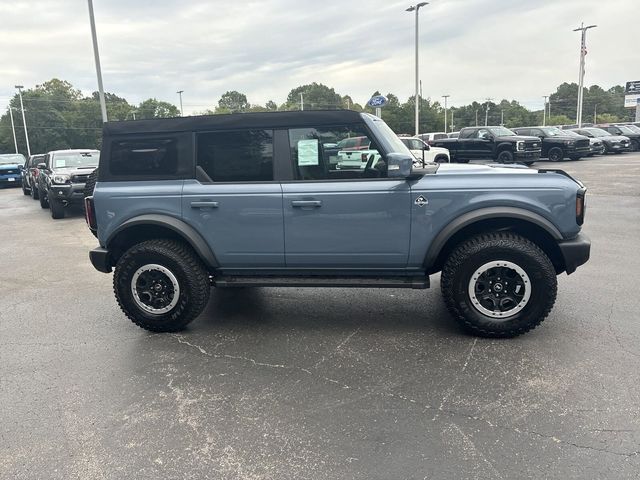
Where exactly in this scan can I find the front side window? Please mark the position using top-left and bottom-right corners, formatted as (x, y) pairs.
(197, 130), (273, 182)
(459, 129), (476, 139)
(289, 125), (385, 180)
(111, 139), (177, 176)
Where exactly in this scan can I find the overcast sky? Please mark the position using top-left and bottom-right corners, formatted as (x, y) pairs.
(0, 0), (637, 114)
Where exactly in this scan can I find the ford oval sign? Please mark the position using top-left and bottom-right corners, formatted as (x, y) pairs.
(367, 95), (388, 108)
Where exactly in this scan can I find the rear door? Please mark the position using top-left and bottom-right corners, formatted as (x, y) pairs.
(181, 129), (285, 268)
(282, 124), (411, 268)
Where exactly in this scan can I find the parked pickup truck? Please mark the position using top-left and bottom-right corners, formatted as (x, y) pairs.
(85, 110), (590, 338)
(432, 126), (541, 165)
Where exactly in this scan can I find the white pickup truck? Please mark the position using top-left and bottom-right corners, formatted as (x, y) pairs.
(399, 136), (450, 164)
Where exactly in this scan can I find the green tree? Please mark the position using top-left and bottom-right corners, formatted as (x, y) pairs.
(286, 83), (342, 110)
(217, 91), (249, 113)
(137, 98), (180, 119)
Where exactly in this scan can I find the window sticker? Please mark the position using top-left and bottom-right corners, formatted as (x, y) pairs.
(297, 139), (319, 166)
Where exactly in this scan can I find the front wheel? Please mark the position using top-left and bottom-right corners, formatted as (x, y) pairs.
(114, 239), (211, 332)
(630, 140), (639, 152)
(440, 232), (557, 338)
(31, 184), (39, 200)
(49, 197), (65, 219)
(548, 147), (563, 162)
(496, 150), (513, 163)
(39, 188), (49, 208)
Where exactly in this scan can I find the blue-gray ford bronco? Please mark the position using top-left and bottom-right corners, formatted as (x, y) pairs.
(84, 110), (590, 337)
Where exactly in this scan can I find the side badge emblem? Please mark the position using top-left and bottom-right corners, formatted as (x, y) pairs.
(415, 195), (428, 207)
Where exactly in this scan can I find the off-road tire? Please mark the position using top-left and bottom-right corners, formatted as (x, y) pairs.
(496, 150), (514, 163)
(440, 232), (557, 338)
(39, 188), (49, 208)
(31, 184), (39, 200)
(49, 197), (65, 219)
(84, 168), (98, 198)
(548, 147), (563, 162)
(630, 140), (639, 152)
(114, 239), (210, 332)
(22, 183), (30, 195)
(434, 155), (449, 163)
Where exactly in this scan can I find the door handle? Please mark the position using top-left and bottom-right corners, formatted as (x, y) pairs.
(291, 200), (322, 208)
(190, 201), (219, 208)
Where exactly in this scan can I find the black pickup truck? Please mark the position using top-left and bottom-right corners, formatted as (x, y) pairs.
(432, 126), (541, 164)
(512, 126), (590, 161)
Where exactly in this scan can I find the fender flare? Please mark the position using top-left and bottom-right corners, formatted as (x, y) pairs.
(423, 207), (563, 269)
(107, 214), (219, 268)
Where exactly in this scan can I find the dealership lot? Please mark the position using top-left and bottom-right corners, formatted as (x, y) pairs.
(1, 154), (639, 479)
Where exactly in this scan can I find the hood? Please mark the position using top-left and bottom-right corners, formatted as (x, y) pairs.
(496, 135), (539, 142)
(0, 163), (22, 170)
(601, 135), (630, 142)
(52, 166), (97, 175)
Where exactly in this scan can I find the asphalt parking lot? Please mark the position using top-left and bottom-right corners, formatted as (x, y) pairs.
(1, 154), (639, 479)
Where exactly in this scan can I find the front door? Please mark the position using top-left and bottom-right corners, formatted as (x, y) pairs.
(181, 129), (284, 268)
(282, 125), (411, 268)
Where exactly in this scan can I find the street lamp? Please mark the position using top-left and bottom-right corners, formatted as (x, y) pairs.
(442, 94), (450, 133)
(573, 23), (597, 128)
(177, 90), (184, 116)
(15, 85), (31, 157)
(542, 95), (549, 126)
(406, 2), (428, 136)
(8, 107), (18, 154)
(87, 0), (108, 122)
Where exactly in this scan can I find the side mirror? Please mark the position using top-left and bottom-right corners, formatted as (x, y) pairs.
(387, 153), (413, 178)
(37, 163), (46, 169)
(423, 144), (430, 151)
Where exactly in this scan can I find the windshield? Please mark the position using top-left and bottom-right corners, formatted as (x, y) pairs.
(540, 127), (564, 136)
(0, 154), (26, 165)
(615, 125), (636, 135)
(585, 128), (612, 138)
(625, 125), (640, 133)
(366, 116), (414, 156)
(488, 126), (516, 136)
(52, 151), (99, 169)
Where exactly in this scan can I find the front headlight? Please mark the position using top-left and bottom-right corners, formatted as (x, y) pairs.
(52, 174), (70, 184)
(516, 141), (525, 151)
(565, 140), (575, 146)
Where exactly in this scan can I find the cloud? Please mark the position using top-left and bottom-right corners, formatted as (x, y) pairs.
(0, 0), (635, 114)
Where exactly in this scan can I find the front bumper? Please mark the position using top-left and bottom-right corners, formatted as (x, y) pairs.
(49, 183), (86, 203)
(89, 247), (112, 273)
(0, 175), (21, 186)
(606, 142), (630, 152)
(558, 233), (591, 275)
(566, 146), (591, 157)
(514, 150), (541, 160)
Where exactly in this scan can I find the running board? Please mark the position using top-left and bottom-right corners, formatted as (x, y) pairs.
(213, 275), (429, 289)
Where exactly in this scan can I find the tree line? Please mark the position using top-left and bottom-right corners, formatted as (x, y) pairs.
(0, 78), (632, 155)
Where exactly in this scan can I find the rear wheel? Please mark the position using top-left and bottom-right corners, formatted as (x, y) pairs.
(114, 239), (210, 332)
(440, 232), (557, 338)
(548, 147), (563, 162)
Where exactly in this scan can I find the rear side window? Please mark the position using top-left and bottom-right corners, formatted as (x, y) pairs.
(196, 130), (273, 182)
(433, 134), (448, 140)
(110, 138), (178, 176)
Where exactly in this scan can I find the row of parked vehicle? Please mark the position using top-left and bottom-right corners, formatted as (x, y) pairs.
(417, 122), (640, 164)
(0, 150), (99, 219)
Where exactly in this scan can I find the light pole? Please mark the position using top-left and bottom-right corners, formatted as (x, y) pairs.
(573, 23), (596, 128)
(87, 0), (108, 122)
(8, 107), (18, 154)
(542, 95), (549, 126)
(15, 85), (31, 157)
(300, 93), (304, 111)
(406, 2), (428, 136)
(177, 90), (184, 116)
(442, 94), (450, 133)
(484, 98), (492, 126)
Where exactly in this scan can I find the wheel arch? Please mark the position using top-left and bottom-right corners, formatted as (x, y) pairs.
(106, 214), (218, 269)
(424, 207), (565, 275)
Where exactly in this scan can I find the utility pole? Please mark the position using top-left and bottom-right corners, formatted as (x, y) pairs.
(15, 85), (31, 157)
(475, 109), (478, 126)
(450, 109), (454, 132)
(8, 107), (18, 154)
(594, 104), (597, 124)
(87, 0), (108, 122)
(406, 2), (428, 136)
(484, 98), (492, 126)
(300, 93), (304, 111)
(542, 95), (549, 126)
(500, 109), (504, 126)
(442, 94), (450, 133)
(573, 23), (597, 128)
(176, 90), (184, 116)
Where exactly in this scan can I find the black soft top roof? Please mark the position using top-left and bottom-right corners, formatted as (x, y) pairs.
(103, 110), (365, 136)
